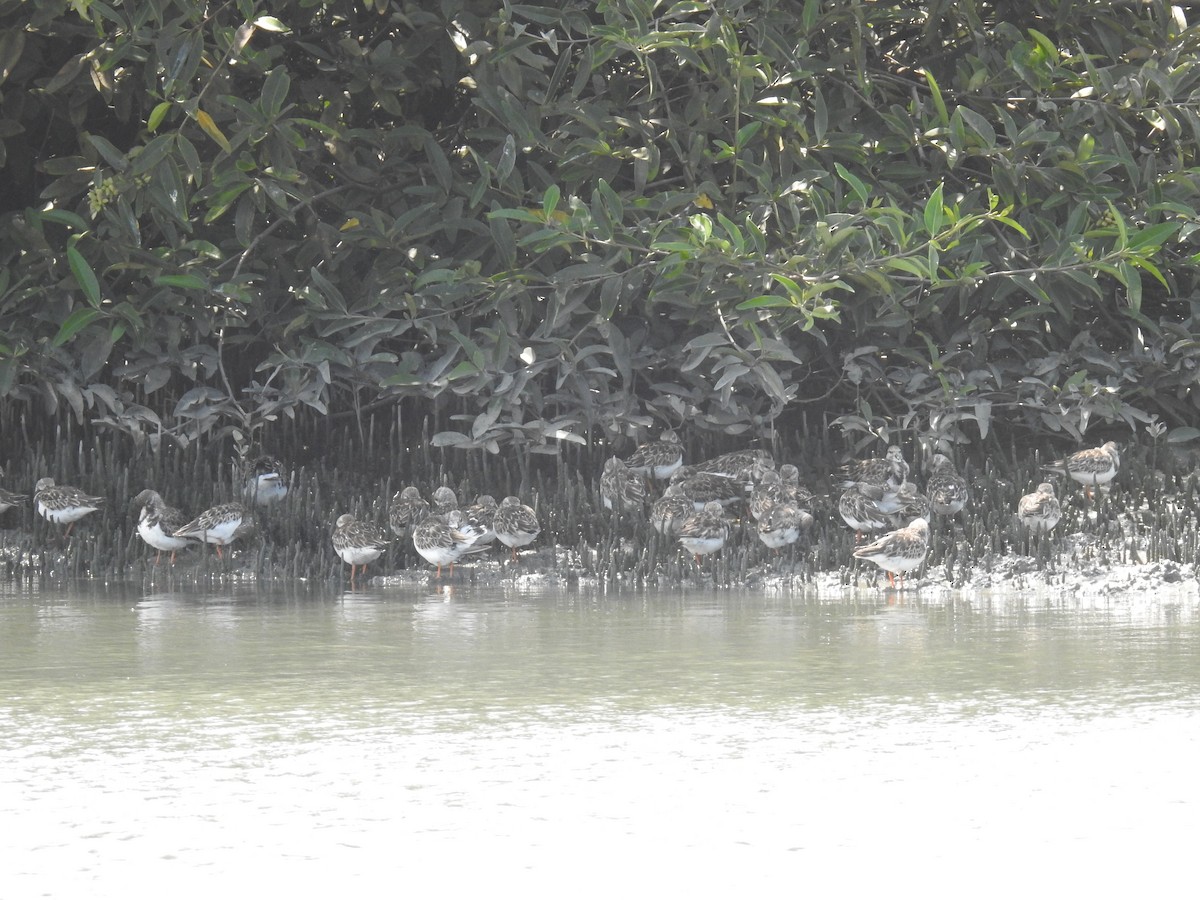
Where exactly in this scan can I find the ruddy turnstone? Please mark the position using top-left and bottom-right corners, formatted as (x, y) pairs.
(650, 485), (696, 537)
(600, 456), (646, 512)
(838, 445), (908, 510)
(926, 454), (969, 516)
(461, 494), (499, 544)
(677, 500), (730, 560)
(887, 481), (930, 527)
(492, 496), (541, 561)
(33, 478), (105, 536)
(172, 502), (249, 559)
(853, 517), (929, 587)
(838, 482), (889, 540)
(332, 513), (391, 584)
(431, 486), (460, 515)
(749, 470), (786, 521)
(411, 508), (487, 577)
(0, 467), (26, 514)
(624, 429), (684, 481)
(757, 502), (811, 550)
(778, 464), (816, 508)
(243, 455), (288, 506)
(694, 449), (775, 482)
(1017, 482), (1062, 534)
(389, 486), (431, 537)
(132, 489), (195, 564)
(1042, 441), (1120, 495)
(669, 470), (747, 510)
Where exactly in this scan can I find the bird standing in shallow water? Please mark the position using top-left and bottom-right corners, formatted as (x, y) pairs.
(492, 496), (541, 562)
(132, 489), (195, 564)
(1017, 482), (1062, 534)
(412, 508), (487, 578)
(332, 513), (391, 585)
(34, 478), (105, 537)
(853, 517), (929, 589)
(172, 502), (249, 559)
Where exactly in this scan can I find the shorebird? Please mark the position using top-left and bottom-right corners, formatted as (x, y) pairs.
(778, 464), (816, 508)
(668, 469), (747, 511)
(132, 489), (195, 564)
(757, 502), (811, 551)
(887, 481), (931, 528)
(492, 496), (541, 562)
(838, 445), (908, 511)
(926, 454), (969, 517)
(600, 456), (646, 512)
(460, 494), (499, 544)
(650, 485), (696, 538)
(172, 502), (249, 559)
(677, 500), (730, 561)
(1017, 482), (1062, 534)
(412, 508), (487, 577)
(853, 517), (929, 588)
(0, 466), (27, 514)
(624, 429), (684, 482)
(243, 455), (288, 506)
(692, 449), (775, 483)
(838, 482), (889, 541)
(389, 486), (431, 538)
(749, 469), (787, 521)
(34, 478), (105, 537)
(332, 513), (391, 585)
(1042, 441), (1120, 498)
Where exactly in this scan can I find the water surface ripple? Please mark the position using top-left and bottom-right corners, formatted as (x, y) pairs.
(1, 581), (1197, 894)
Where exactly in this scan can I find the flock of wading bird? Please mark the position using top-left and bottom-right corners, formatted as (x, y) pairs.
(0, 435), (1122, 588)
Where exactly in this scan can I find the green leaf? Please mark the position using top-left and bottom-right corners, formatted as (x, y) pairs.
(261, 67), (291, 119)
(1167, 427), (1200, 444)
(736, 295), (793, 309)
(87, 133), (128, 170)
(923, 69), (949, 127)
(1126, 221), (1180, 252)
(154, 274), (208, 290)
(923, 183), (944, 236)
(52, 307), (102, 346)
(834, 163), (869, 206)
(147, 101), (171, 133)
(0, 28), (26, 88)
(67, 239), (102, 308)
(253, 15), (290, 32)
(542, 184), (560, 220)
(39, 209), (87, 231)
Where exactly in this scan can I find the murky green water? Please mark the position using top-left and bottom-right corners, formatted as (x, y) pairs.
(2, 578), (1198, 895)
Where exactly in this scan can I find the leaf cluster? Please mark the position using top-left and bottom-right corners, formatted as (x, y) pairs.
(2, 0), (1200, 455)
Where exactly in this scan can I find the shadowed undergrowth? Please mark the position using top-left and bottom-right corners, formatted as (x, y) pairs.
(1, 404), (1197, 592)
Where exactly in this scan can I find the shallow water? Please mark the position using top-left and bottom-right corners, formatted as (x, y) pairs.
(1, 578), (1198, 895)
